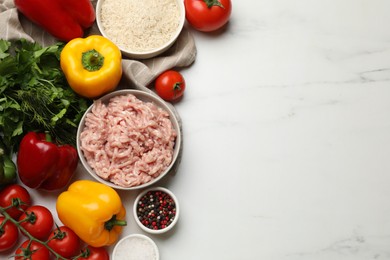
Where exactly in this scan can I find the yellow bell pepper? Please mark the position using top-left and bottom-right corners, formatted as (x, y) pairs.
(60, 35), (122, 98)
(56, 180), (127, 247)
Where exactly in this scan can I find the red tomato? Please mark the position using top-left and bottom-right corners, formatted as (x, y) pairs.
(0, 216), (18, 252)
(18, 205), (54, 240)
(0, 184), (31, 219)
(184, 0), (232, 32)
(155, 70), (186, 101)
(47, 226), (81, 258)
(15, 240), (50, 260)
(78, 246), (109, 260)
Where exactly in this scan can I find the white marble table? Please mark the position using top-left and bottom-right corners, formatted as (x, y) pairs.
(168, 0), (390, 259)
(10, 0), (390, 259)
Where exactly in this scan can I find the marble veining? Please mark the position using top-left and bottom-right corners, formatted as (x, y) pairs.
(166, 1), (390, 259)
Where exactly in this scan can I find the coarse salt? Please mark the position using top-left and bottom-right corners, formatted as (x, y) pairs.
(113, 235), (159, 260)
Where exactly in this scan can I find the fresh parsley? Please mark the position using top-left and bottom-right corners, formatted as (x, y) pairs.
(0, 39), (91, 155)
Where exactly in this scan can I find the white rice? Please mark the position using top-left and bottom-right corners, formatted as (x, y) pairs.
(100, 0), (181, 52)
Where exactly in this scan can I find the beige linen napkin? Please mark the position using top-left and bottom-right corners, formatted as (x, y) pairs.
(0, 0), (196, 175)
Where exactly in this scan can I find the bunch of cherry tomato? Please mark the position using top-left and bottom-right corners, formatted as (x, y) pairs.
(0, 184), (109, 260)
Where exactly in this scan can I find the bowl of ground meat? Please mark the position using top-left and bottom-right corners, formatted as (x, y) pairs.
(77, 89), (181, 190)
(96, 0), (185, 59)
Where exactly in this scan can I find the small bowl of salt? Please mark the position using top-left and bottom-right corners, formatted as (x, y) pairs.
(112, 234), (159, 260)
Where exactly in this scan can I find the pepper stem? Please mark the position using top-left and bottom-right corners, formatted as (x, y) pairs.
(82, 49), (105, 72)
(45, 132), (52, 143)
(104, 215), (127, 231)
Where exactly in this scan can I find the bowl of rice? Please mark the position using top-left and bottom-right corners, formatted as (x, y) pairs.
(76, 89), (181, 190)
(96, 0), (185, 59)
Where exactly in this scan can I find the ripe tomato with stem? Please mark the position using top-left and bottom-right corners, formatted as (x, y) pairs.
(15, 240), (50, 260)
(154, 70), (186, 102)
(184, 0), (232, 32)
(47, 225), (81, 258)
(18, 205), (54, 241)
(0, 184), (31, 219)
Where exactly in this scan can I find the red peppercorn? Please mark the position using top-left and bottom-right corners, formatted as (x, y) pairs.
(136, 189), (177, 231)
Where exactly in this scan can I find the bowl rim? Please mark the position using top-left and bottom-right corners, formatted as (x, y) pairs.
(76, 89), (182, 190)
(95, 0), (185, 59)
(133, 186), (180, 234)
(112, 233), (160, 260)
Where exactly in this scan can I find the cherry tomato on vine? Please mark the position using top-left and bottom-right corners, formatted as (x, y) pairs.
(78, 246), (109, 260)
(184, 0), (232, 32)
(155, 70), (186, 102)
(47, 226), (81, 258)
(15, 240), (50, 260)
(18, 205), (54, 240)
(0, 216), (18, 252)
(0, 184), (31, 219)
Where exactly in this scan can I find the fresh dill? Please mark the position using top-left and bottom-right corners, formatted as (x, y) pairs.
(0, 39), (91, 155)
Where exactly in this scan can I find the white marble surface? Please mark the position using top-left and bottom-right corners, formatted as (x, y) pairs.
(10, 0), (390, 259)
(169, 0), (390, 259)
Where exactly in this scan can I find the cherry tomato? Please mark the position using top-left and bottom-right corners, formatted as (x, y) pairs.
(0, 216), (18, 252)
(155, 70), (186, 101)
(18, 205), (54, 240)
(47, 226), (81, 258)
(0, 184), (31, 219)
(184, 0), (232, 32)
(15, 240), (50, 260)
(78, 246), (109, 260)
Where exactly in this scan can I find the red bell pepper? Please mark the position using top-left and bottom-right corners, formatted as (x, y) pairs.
(14, 0), (95, 42)
(16, 132), (78, 191)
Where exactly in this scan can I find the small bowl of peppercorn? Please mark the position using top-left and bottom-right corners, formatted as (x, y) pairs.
(133, 187), (179, 234)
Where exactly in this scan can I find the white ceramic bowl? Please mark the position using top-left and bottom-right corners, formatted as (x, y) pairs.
(112, 234), (159, 260)
(77, 89), (181, 190)
(96, 0), (185, 59)
(133, 187), (180, 234)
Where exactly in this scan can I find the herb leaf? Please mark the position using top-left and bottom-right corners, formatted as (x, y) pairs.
(0, 39), (91, 155)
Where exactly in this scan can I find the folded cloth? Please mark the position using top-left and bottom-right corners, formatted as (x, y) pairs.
(0, 0), (196, 176)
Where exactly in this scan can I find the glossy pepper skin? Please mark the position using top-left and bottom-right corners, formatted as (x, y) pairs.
(14, 0), (95, 42)
(56, 180), (127, 247)
(60, 35), (123, 99)
(16, 132), (78, 191)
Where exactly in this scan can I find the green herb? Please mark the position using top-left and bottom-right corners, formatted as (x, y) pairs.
(0, 39), (91, 155)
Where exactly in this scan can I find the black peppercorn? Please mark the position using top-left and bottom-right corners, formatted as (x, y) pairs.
(136, 189), (176, 230)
